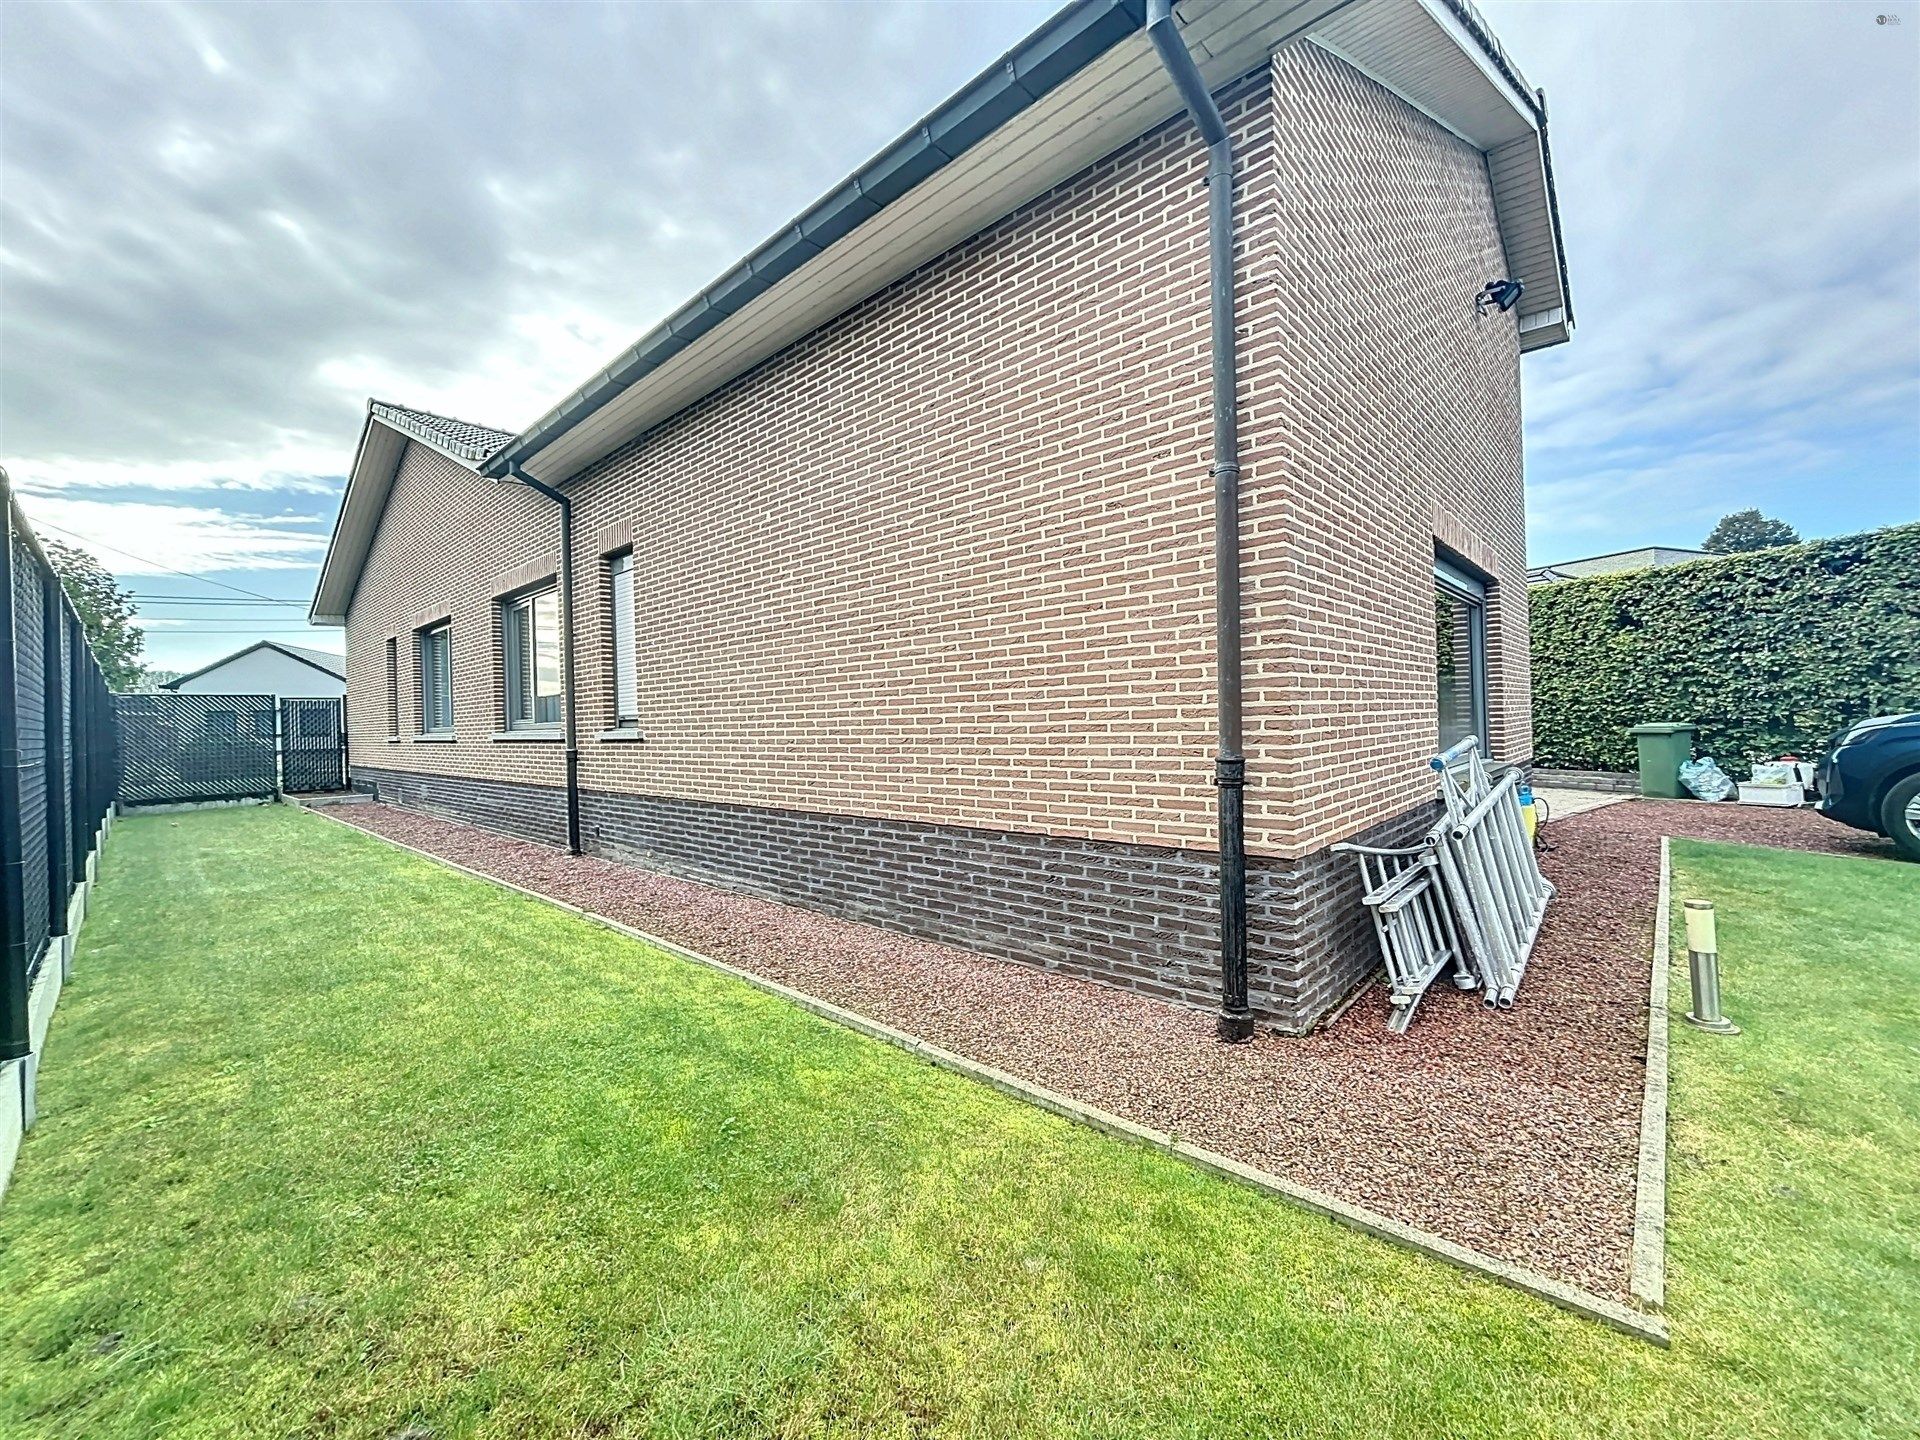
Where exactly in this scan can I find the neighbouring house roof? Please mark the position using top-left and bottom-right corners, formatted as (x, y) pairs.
(1527, 546), (1714, 585)
(162, 640), (348, 690)
(312, 0), (1572, 624)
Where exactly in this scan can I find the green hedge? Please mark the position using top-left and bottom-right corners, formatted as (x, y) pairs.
(1529, 523), (1920, 771)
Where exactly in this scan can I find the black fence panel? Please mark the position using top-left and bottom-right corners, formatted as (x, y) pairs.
(115, 692), (278, 804)
(2, 476), (120, 1063)
(279, 697), (346, 793)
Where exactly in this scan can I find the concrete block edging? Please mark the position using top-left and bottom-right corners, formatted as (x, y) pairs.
(309, 807), (1670, 1346)
(1, 807), (115, 1202)
(1629, 838), (1673, 1314)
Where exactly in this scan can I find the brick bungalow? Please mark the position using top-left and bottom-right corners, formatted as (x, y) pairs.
(309, 0), (1572, 1035)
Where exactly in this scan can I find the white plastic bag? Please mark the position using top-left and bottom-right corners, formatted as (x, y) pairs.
(1679, 756), (1736, 802)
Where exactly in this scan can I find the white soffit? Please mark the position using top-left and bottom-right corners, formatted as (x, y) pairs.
(1309, 0), (1567, 348)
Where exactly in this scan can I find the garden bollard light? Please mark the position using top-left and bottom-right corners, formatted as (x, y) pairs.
(1683, 900), (1741, 1035)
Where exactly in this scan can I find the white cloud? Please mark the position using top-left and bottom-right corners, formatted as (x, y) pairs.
(14, 494), (328, 575)
(8, 451), (340, 495)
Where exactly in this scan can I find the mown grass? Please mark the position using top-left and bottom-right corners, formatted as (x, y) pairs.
(0, 808), (1911, 1438)
(1662, 839), (1920, 1439)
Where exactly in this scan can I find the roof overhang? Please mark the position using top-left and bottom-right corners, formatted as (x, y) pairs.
(481, 0), (1572, 489)
(308, 402), (498, 625)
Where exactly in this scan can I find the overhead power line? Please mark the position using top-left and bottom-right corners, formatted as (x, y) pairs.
(127, 595), (307, 607)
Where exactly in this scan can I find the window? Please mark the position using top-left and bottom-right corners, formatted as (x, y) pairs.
(1434, 556), (1488, 754)
(418, 622), (453, 734)
(609, 552), (638, 724)
(251, 708), (277, 739)
(501, 588), (562, 729)
(385, 637), (399, 737)
(205, 709), (238, 738)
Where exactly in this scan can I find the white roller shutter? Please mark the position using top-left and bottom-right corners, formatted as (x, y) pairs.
(610, 553), (638, 722)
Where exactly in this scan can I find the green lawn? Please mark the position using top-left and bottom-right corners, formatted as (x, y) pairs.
(0, 809), (1912, 1438)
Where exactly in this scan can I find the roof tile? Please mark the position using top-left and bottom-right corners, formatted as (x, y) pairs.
(369, 401), (514, 463)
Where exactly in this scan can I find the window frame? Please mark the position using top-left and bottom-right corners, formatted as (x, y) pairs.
(1433, 554), (1489, 755)
(417, 621), (454, 736)
(500, 584), (563, 732)
(384, 636), (400, 738)
(608, 550), (639, 727)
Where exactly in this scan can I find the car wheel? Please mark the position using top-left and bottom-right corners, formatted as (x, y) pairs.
(1879, 772), (1920, 862)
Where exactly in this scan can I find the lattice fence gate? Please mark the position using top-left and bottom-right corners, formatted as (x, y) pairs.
(279, 697), (346, 793)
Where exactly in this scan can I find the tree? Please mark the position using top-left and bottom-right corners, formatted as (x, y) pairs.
(42, 538), (146, 690)
(1703, 509), (1801, 555)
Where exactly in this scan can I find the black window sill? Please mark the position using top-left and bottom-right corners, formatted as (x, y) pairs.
(595, 728), (645, 743)
(491, 729), (562, 742)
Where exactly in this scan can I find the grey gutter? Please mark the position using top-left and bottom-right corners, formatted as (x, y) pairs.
(1435, 0), (1543, 123)
(1533, 89), (1575, 327)
(1144, 0), (1252, 1043)
(479, 0), (1150, 480)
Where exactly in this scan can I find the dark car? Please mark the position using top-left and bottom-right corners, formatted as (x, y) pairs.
(1816, 713), (1920, 860)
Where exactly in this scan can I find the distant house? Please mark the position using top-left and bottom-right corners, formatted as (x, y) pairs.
(1527, 546), (1712, 586)
(163, 641), (347, 699)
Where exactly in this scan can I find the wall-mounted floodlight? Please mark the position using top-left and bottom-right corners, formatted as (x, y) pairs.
(1474, 278), (1525, 315)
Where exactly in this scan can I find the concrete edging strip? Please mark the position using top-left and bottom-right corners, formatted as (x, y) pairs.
(1629, 837), (1673, 1313)
(305, 805), (1671, 1346)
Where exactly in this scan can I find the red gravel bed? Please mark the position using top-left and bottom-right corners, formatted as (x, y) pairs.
(1557, 796), (1899, 861)
(323, 796), (1897, 1300)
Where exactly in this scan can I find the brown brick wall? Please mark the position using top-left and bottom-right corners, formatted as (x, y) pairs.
(343, 441), (566, 793)
(1243, 44), (1530, 855)
(340, 42), (1532, 1027)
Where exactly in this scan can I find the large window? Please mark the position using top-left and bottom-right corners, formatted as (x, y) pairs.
(1434, 556), (1488, 754)
(418, 622), (453, 734)
(502, 588), (562, 730)
(609, 552), (638, 725)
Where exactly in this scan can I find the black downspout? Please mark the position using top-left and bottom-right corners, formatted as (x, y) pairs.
(505, 465), (582, 856)
(1146, 0), (1253, 1043)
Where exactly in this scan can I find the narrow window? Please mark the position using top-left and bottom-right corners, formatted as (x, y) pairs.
(1434, 556), (1488, 754)
(609, 551), (638, 725)
(385, 637), (399, 737)
(418, 622), (453, 734)
(502, 587), (562, 729)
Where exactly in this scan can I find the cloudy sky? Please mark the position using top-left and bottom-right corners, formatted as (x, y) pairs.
(2, 0), (1915, 672)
